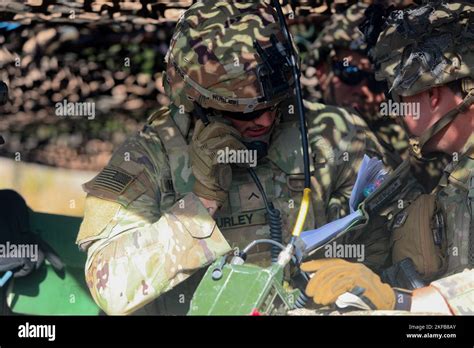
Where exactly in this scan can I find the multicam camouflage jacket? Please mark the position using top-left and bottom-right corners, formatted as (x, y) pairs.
(429, 138), (474, 314)
(76, 100), (392, 315)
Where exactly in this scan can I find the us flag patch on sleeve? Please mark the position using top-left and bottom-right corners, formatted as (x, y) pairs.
(92, 167), (134, 194)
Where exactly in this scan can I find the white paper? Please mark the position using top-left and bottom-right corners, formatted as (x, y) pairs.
(349, 155), (386, 213)
(299, 210), (364, 254)
(300, 155), (388, 255)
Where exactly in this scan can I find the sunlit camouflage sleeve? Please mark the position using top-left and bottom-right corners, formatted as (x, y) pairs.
(76, 120), (231, 315)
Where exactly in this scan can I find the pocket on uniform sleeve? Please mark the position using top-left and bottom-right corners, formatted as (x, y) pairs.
(76, 195), (121, 250)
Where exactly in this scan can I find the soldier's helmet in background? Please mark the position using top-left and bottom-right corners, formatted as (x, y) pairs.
(369, 1), (474, 101)
(312, 2), (370, 62)
(163, 0), (295, 115)
(304, 1), (418, 73)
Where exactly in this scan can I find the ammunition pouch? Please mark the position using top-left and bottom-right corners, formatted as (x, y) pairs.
(390, 194), (448, 282)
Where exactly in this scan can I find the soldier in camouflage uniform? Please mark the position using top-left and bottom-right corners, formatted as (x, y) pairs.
(302, 2), (452, 192)
(75, 0), (393, 315)
(302, 1), (473, 315)
(302, 2), (409, 165)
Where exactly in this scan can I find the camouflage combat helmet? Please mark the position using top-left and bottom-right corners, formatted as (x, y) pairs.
(310, 1), (418, 62)
(369, 0), (474, 156)
(163, 0), (294, 116)
(313, 2), (370, 59)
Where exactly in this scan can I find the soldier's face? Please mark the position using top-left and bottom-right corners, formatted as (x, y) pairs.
(402, 86), (474, 154)
(320, 49), (385, 116)
(225, 109), (277, 138)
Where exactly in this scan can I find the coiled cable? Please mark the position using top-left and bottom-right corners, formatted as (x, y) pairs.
(247, 168), (283, 263)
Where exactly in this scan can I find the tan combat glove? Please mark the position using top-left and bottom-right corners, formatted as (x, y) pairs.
(190, 119), (247, 206)
(301, 258), (396, 310)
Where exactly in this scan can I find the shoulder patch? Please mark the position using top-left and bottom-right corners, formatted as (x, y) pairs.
(83, 164), (147, 207)
(92, 166), (134, 195)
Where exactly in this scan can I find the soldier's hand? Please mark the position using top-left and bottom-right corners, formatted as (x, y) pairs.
(301, 258), (396, 310)
(190, 119), (247, 206)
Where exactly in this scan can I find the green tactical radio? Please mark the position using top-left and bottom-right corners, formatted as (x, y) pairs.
(188, 255), (302, 316)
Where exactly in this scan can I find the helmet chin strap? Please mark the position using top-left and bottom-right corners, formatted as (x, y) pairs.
(408, 88), (474, 159)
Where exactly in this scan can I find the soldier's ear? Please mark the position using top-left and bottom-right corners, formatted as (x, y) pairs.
(428, 87), (441, 111)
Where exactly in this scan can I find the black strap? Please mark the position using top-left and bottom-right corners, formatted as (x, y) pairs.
(393, 288), (413, 311)
(349, 286), (377, 310)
